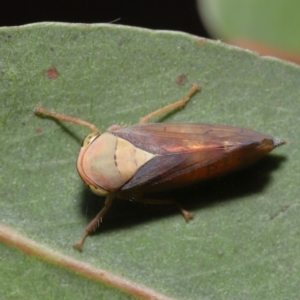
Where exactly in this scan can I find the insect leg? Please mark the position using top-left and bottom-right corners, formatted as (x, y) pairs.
(73, 193), (115, 252)
(139, 83), (201, 124)
(135, 197), (194, 222)
(34, 104), (100, 133)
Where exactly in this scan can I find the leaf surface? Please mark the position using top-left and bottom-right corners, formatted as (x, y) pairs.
(0, 23), (298, 299)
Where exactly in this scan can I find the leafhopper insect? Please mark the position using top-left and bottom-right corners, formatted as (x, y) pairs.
(34, 84), (285, 251)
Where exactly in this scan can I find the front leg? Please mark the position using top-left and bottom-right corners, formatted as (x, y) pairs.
(73, 193), (116, 252)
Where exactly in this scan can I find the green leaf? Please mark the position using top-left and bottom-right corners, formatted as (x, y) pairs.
(198, 0), (300, 54)
(0, 23), (298, 299)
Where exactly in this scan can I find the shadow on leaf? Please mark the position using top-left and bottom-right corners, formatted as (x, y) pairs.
(76, 154), (286, 236)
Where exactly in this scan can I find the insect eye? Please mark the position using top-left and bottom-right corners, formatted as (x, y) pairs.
(88, 184), (108, 196)
(82, 132), (100, 147)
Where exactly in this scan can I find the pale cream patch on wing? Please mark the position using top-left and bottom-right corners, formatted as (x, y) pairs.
(115, 137), (158, 184)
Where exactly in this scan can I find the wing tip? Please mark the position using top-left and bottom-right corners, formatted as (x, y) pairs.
(273, 137), (287, 147)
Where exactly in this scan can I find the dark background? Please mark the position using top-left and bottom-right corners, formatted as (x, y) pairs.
(0, 0), (210, 38)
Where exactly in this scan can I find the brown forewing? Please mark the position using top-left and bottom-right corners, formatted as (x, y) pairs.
(110, 123), (278, 194)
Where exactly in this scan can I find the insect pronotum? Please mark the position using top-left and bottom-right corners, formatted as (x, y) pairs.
(34, 84), (285, 251)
